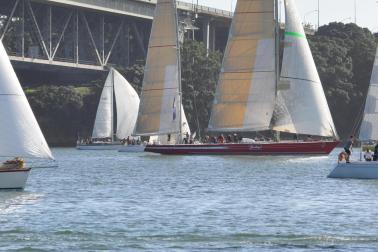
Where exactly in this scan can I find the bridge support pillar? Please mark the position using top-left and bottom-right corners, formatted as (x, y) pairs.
(203, 17), (215, 55)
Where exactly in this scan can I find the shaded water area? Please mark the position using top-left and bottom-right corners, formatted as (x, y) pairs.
(1, 148), (378, 251)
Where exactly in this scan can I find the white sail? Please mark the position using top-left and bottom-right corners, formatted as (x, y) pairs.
(208, 0), (276, 132)
(359, 46), (378, 141)
(273, 0), (337, 137)
(181, 106), (191, 137)
(113, 69), (140, 140)
(154, 105), (191, 144)
(92, 71), (113, 139)
(134, 0), (181, 136)
(0, 40), (53, 159)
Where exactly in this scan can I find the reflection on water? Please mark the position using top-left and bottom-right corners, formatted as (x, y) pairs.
(0, 191), (42, 214)
(0, 148), (377, 251)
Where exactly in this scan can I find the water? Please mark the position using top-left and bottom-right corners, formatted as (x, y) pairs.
(1, 148), (378, 251)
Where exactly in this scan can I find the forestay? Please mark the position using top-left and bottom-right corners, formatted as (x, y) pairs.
(0, 40), (53, 159)
(359, 46), (378, 141)
(273, 0), (337, 137)
(113, 69), (140, 140)
(208, 0), (276, 132)
(92, 71), (113, 139)
(134, 0), (181, 136)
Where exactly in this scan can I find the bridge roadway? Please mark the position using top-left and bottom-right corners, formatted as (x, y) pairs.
(1, 0), (231, 80)
(39, 0), (233, 19)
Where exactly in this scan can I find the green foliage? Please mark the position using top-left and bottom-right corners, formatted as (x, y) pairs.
(308, 22), (377, 138)
(27, 85), (97, 146)
(119, 64), (145, 95)
(181, 39), (222, 136)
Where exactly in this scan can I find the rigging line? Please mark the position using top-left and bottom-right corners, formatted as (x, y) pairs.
(350, 95), (368, 138)
(0, 94), (24, 96)
(149, 44), (177, 48)
(142, 87), (178, 91)
(280, 76), (319, 84)
(350, 79), (372, 138)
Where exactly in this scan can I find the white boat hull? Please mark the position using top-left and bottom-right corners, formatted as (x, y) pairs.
(118, 145), (145, 153)
(0, 168), (31, 189)
(328, 162), (378, 179)
(76, 143), (122, 150)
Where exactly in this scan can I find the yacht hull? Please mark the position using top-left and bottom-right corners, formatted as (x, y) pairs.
(144, 141), (339, 156)
(0, 168), (31, 189)
(328, 162), (378, 179)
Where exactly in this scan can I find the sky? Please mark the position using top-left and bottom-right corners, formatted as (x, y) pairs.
(181, 0), (378, 32)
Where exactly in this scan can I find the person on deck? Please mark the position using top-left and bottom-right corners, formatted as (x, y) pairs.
(374, 143), (378, 161)
(344, 135), (354, 163)
(233, 133), (238, 143)
(364, 149), (373, 162)
(217, 134), (225, 144)
(226, 135), (232, 143)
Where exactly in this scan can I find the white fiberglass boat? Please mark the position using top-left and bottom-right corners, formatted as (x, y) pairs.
(0, 39), (54, 189)
(328, 162), (378, 179)
(328, 45), (378, 179)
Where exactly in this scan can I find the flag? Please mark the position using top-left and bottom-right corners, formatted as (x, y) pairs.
(172, 97), (177, 121)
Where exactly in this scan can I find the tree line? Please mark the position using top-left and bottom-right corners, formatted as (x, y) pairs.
(25, 22), (377, 146)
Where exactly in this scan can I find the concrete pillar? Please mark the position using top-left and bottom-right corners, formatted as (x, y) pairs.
(203, 17), (210, 55)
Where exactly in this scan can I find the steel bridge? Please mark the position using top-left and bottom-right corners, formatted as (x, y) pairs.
(0, 0), (231, 83)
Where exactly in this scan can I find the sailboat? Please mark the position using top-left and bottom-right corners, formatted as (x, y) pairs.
(328, 46), (378, 179)
(144, 0), (339, 155)
(133, 0), (191, 144)
(0, 39), (53, 189)
(77, 68), (140, 150)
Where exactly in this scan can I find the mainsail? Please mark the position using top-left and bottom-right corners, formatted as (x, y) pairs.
(0, 40), (53, 159)
(113, 69), (140, 140)
(273, 0), (337, 137)
(92, 71), (113, 139)
(359, 46), (378, 141)
(134, 0), (182, 136)
(208, 0), (276, 132)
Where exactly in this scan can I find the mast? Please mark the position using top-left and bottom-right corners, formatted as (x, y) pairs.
(175, 0), (183, 144)
(272, 0), (280, 138)
(111, 68), (115, 142)
(274, 0), (280, 96)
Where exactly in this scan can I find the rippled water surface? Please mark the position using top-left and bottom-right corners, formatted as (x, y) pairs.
(1, 148), (378, 251)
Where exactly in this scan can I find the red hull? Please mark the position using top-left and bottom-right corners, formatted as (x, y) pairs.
(144, 141), (339, 155)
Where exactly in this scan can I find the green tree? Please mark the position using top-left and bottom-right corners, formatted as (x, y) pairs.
(308, 22), (377, 138)
(27, 86), (84, 146)
(180, 39), (222, 136)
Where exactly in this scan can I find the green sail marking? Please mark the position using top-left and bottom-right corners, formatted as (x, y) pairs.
(285, 31), (306, 38)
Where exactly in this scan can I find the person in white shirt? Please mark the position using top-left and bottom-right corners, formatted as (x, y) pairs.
(364, 149), (373, 162)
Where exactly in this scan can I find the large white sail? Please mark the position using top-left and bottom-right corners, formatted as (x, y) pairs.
(359, 46), (378, 141)
(134, 0), (181, 136)
(113, 69), (140, 140)
(92, 71), (113, 139)
(208, 0), (276, 132)
(154, 105), (191, 144)
(0, 40), (53, 159)
(273, 0), (337, 137)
